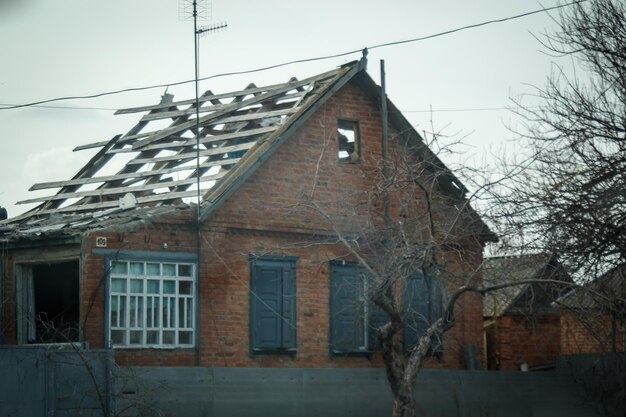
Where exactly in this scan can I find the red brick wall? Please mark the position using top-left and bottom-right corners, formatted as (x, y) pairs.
(560, 311), (625, 354)
(196, 228), (383, 368)
(485, 314), (561, 371)
(74, 207), (482, 369)
(81, 211), (199, 366)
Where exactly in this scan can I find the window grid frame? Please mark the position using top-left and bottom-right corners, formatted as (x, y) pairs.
(108, 260), (195, 348)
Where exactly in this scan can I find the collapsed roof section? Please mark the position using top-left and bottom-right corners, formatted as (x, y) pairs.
(0, 61), (361, 240)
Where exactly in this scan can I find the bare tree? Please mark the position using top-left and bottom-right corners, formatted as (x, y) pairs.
(297, 126), (567, 417)
(492, 0), (626, 277)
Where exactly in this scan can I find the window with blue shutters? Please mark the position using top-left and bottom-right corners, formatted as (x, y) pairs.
(403, 272), (443, 356)
(249, 256), (297, 354)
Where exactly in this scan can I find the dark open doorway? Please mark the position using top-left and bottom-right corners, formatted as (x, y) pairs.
(17, 260), (79, 343)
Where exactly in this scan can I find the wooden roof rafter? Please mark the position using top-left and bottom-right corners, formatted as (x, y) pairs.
(4, 65), (350, 231)
(83, 89), (218, 207)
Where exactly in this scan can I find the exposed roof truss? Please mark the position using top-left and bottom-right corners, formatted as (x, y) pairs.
(4, 65), (351, 231)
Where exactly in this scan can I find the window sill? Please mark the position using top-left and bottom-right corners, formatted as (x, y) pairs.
(16, 342), (88, 350)
(330, 349), (373, 358)
(111, 345), (196, 350)
(250, 347), (297, 357)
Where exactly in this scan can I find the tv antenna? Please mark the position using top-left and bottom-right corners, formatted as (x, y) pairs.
(179, 0), (227, 219)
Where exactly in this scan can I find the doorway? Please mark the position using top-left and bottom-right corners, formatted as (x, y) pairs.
(16, 260), (79, 344)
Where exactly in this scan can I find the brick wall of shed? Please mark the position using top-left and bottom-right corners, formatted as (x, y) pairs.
(486, 314), (561, 371)
(560, 311), (625, 354)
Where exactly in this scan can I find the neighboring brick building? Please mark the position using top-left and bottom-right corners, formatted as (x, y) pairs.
(0, 56), (495, 369)
(559, 264), (626, 355)
(483, 254), (572, 371)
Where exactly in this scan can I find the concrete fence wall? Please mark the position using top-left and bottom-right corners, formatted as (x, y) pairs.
(2, 347), (623, 417)
(0, 346), (112, 417)
(115, 367), (602, 417)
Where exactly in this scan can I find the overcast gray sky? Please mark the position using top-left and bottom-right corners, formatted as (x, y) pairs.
(0, 0), (566, 218)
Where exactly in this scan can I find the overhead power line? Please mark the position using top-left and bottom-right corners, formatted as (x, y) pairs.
(0, 0), (586, 111)
(0, 102), (539, 114)
(0, 103), (117, 111)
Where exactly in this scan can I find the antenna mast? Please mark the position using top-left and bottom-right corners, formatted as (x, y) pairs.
(180, 0), (227, 366)
(180, 0), (227, 220)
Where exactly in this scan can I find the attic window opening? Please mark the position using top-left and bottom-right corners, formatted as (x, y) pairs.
(337, 119), (360, 163)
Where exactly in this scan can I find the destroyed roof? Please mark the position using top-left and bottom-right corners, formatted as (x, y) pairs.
(0, 56), (492, 244)
(483, 253), (572, 317)
(0, 61), (363, 241)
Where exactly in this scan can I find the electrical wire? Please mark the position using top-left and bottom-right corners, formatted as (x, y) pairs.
(402, 107), (528, 114)
(0, 103), (539, 114)
(0, 0), (586, 111)
(367, 1), (586, 51)
(0, 103), (117, 111)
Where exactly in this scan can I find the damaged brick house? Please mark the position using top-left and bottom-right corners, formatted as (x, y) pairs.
(482, 254), (572, 371)
(0, 56), (495, 369)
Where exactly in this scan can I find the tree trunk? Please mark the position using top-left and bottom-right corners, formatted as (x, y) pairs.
(379, 321), (418, 417)
(392, 385), (417, 417)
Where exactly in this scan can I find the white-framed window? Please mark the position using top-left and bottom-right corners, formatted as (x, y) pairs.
(108, 259), (195, 348)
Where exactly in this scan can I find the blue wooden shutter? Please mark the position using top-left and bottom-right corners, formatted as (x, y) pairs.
(403, 272), (430, 351)
(330, 263), (365, 352)
(429, 277), (443, 355)
(368, 303), (389, 350)
(252, 264), (282, 349)
(403, 272), (444, 355)
(281, 265), (296, 349)
(250, 258), (297, 352)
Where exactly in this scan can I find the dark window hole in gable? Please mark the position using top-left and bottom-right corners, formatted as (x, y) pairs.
(337, 119), (360, 163)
